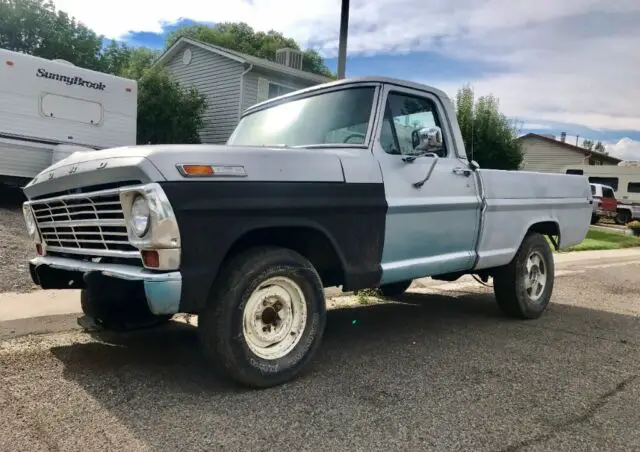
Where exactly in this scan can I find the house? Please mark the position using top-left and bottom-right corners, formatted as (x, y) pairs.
(517, 133), (621, 173)
(153, 37), (332, 144)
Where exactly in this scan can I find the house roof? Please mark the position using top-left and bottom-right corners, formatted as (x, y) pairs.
(153, 37), (332, 85)
(517, 133), (621, 164)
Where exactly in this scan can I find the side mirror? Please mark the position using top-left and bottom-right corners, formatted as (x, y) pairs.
(469, 160), (480, 171)
(410, 126), (444, 154)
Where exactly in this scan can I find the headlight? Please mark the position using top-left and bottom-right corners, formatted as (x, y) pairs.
(22, 204), (37, 238)
(130, 195), (150, 237)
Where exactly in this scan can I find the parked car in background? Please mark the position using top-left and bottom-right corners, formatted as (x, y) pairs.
(590, 183), (618, 224)
(563, 164), (640, 225)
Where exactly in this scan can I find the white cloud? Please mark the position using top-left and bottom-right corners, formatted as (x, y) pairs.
(606, 138), (640, 161)
(520, 123), (553, 130)
(50, 0), (640, 137)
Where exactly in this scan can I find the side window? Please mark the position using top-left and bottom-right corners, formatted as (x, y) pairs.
(380, 92), (446, 157)
(590, 184), (596, 195)
(628, 182), (640, 193)
(588, 177), (618, 191)
(603, 187), (615, 198)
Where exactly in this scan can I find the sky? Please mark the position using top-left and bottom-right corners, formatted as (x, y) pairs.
(52, 0), (640, 161)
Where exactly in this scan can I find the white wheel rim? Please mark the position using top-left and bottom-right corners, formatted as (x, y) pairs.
(524, 251), (547, 302)
(242, 276), (308, 360)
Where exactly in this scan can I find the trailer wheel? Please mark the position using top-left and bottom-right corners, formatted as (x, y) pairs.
(199, 246), (326, 388)
(80, 288), (172, 331)
(493, 232), (554, 320)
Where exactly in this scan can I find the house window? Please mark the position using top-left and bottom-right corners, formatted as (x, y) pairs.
(257, 77), (297, 103)
(588, 177), (619, 190)
(268, 82), (296, 99)
(628, 182), (640, 193)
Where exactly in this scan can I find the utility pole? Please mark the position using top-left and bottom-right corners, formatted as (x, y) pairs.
(337, 0), (350, 79)
(575, 134), (580, 146)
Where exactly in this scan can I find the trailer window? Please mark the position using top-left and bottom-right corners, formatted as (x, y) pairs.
(628, 182), (640, 193)
(588, 177), (618, 191)
(41, 94), (102, 125)
(566, 169), (584, 175)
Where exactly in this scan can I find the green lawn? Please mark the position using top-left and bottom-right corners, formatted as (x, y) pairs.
(551, 227), (640, 252)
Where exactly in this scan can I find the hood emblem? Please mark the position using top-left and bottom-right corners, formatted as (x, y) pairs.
(97, 161), (108, 170)
(68, 165), (78, 174)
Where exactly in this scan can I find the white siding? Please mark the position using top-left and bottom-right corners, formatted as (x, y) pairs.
(519, 136), (589, 173)
(165, 45), (243, 144)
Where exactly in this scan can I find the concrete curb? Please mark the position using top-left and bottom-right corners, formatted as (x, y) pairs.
(2, 247), (640, 324)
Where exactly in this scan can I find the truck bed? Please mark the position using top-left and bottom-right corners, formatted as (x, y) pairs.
(473, 169), (592, 270)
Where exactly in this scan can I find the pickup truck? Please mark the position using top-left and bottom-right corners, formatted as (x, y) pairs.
(22, 76), (592, 388)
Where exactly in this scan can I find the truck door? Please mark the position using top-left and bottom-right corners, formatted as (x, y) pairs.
(374, 85), (482, 284)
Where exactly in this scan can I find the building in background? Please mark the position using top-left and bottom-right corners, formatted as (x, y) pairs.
(154, 37), (331, 144)
(517, 133), (620, 173)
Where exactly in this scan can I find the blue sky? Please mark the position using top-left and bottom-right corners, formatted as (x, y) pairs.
(54, 0), (640, 160)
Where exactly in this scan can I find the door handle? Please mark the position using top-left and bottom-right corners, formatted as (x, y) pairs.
(452, 167), (472, 177)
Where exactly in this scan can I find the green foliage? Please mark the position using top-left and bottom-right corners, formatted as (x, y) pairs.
(594, 141), (606, 154)
(136, 68), (207, 145)
(583, 139), (607, 154)
(0, 0), (104, 70)
(167, 22), (335, 78)
(455, 85), (523, 170)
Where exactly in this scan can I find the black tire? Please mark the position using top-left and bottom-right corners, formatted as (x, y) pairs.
(590, 214), (599, 225)
(199, 246), (327, 388)
(615, 210), (631, 225)
(492, 232), (554, 320)
(378, 280), (412, 297)
(80, 288), (172, 331)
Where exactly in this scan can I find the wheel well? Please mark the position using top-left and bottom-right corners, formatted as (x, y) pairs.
(527, 221), (560, 250)
(222, 227), (346, 287)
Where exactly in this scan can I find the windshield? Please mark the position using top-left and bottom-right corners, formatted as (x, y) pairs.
(227, 87), (376, 147)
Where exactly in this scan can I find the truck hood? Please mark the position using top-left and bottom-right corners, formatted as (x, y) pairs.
(23, 144), (347, 199)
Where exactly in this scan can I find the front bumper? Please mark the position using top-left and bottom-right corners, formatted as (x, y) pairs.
(29, 256), (182, 315)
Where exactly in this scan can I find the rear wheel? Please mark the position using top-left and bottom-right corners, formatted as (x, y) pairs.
(615, 210), (631, 225)
(199, 246), (326, 388)
(493, 232), (554, 320)
(590, 214), (599, 225)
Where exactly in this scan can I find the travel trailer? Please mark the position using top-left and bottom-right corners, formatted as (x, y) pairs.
(0, 48), (137, 186)
(562, 164), (640, 223)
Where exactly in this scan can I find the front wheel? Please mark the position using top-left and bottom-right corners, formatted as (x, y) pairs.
(199, 246), (327, 388)
(492, 232), (554, 320)
(590, 214), (599, 225)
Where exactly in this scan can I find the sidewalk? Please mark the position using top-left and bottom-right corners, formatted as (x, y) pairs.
(2, 247), (640, 323)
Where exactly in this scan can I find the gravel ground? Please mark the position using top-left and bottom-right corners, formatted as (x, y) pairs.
(1, 263), (639, 451)
(0, 185), (38, 293)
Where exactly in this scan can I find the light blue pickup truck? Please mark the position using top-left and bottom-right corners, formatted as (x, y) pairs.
(22, 77), (592, 388)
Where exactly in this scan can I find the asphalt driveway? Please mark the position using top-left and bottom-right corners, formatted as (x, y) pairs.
(1, 262), (639, 452)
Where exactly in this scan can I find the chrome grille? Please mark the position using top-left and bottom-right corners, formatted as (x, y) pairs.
(29, 188), (139, 259)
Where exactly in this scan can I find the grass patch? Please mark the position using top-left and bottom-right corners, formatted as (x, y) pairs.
(547, 227), (640, 252)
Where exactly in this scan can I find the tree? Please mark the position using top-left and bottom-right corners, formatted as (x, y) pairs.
(594, 141), (607, 154)
(582, 139), (594, 151)
(0, 0), (104, 70)
(166, 22), (335, 78)
(136, 68), (207, 145)
(454, 85), (523, 170)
